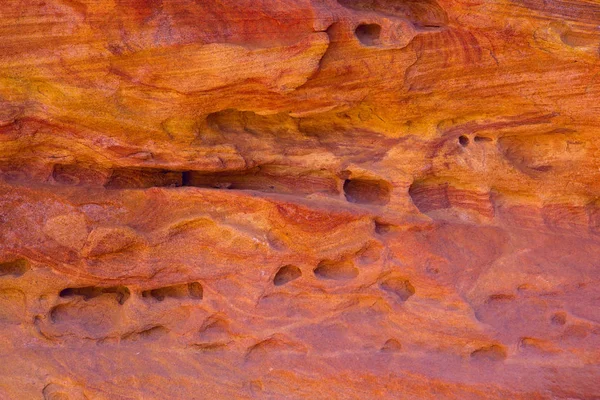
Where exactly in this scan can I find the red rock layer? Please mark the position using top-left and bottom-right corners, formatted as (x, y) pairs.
(1, 0), (600, 398)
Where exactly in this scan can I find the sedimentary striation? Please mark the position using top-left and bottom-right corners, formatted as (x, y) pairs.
(1, 0), (600, 398)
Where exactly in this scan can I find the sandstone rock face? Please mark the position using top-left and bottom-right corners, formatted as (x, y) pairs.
(1, 0), (600, 398)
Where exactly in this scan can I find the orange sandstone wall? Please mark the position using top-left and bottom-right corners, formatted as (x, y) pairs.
(1, 0), (600, 398)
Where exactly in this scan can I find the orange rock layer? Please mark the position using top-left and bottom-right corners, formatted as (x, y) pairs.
(1, 0), (600, 398)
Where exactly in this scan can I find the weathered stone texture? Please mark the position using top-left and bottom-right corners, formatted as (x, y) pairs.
(1, 0), (600, 398)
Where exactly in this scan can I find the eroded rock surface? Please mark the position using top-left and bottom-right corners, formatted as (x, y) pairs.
(1, 0), (600, 398)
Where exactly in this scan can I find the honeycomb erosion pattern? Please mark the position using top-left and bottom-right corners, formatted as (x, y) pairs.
(1, 0), (600, 398)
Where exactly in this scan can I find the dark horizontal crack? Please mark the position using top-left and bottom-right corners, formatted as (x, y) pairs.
(2, 163), (393, 206)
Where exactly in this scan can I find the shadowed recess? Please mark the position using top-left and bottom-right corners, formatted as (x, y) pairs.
(355, 24), (382, 46)
(142, 282), (203, 301)
(0, 259), (29, 277)
(59, 286), (131, 305)
(273, 265), (302, 286)
(314, 259), (359, 280)
(379, 277), (415, 301)
(343, 178), (391, 205)
(470, 345), (508, 361)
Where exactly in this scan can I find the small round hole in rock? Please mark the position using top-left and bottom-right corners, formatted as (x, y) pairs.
(379, 277), (415, 301)
(381, 338), (402, 353)
(374, 220), (394, 235)
(551, 311), (567, 326)
(459, 135), (469, 146)
(273, 265), (302, 286)
(188, 282), (203, 299)
(355, 23), (381, 46)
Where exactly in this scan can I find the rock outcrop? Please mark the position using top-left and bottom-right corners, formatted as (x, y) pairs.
(1, 0), (600, 398)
